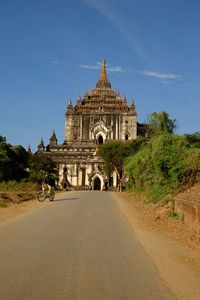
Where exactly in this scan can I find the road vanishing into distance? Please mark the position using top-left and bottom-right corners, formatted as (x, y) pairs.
(0, 191), (174, 300)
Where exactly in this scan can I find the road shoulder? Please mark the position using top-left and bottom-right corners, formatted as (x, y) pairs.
(0, 199), (49, 225)
(113, 192), (200, 300)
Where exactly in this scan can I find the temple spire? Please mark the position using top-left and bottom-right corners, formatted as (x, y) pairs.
(96, 59), (111, 90)
(100, 60), (108, 81)
(38, 137), (45, 152)
(49, 130), (57, 146)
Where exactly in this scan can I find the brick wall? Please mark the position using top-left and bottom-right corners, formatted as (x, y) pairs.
(175, 184), (200, 233)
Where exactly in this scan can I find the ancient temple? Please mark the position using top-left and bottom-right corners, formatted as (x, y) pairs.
(38, 60), (138, 190)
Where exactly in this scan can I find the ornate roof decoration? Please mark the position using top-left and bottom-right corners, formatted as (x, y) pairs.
(130, 99), (135, 108)
(39, 137), (44, 146)
(96, 60), (111, 90)
(38, 137), (45, 152)
(50, 130), (57, 145)
(122, 96), (127, 104)
(65, 59), (136, 115)
(67, 99), (73, 112)
(77, 95), (81, 105)
(68, 99), (72, 106)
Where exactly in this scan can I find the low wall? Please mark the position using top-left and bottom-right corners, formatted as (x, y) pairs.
(174, 184), (200, 233)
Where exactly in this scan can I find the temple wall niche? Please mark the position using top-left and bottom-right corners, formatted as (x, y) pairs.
(82, 115), (90, 139)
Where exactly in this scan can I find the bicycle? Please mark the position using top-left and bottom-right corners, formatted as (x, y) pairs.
(37, 185), (55, 202)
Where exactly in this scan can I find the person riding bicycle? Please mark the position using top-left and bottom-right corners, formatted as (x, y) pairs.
(43, 175), (55, 195)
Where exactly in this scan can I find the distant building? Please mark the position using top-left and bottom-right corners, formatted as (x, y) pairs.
(37, 60), (147, 190)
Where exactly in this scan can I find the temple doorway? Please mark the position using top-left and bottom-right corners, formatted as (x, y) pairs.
(94, 177), (101, 190)
(125, 134), (129, 140)
(98, 135), (103, 144)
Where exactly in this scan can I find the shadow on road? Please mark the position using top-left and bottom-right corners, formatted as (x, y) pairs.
(54, 197), (78, 202)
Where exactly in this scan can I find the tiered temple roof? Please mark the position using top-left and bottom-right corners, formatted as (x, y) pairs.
(66, 60), (136, 115)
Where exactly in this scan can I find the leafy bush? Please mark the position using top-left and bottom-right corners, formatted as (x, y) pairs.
(125, 133), (196, 202)
(181, 148), (200, 186)
(0, 180), (18, 191)
(184, 133), (200, 148)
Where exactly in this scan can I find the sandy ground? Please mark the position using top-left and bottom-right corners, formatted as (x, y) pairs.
(0, 192), (200, 299)
(113, 192), (200, 300)
(0, 191), (68, 225)
(0, 198), (49, 225)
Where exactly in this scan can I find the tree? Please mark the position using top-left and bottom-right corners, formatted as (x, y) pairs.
(0, 135), (58, 183)
(11, 145), (29, 168)
(28, 153), (58, 183)
(184, 133), (200, 148)
(0, 137), (29, 181)
(0, 136), (6, 143)
(99, 138), (146, 191)
(148, 111), (177, 136)
(0, 141), (14, 181)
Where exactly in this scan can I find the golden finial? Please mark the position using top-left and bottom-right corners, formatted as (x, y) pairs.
(100, 60), (108, 81)
(131, 99), (135, 105)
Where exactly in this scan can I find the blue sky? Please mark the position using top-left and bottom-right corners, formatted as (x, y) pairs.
(1, 0), (200, 152)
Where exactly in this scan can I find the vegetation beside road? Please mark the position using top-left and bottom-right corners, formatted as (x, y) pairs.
(125, 133), (200, 203)
(100, 111), (200, 203)
(0, 135), (57, 184)
(0, 136), (58, 207)
(0, 136), (57, 183)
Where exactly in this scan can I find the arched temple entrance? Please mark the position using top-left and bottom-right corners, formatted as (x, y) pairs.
(94, 177), (101, 190)
(125, 134), (129, 140)
(98, 135), (103, 144)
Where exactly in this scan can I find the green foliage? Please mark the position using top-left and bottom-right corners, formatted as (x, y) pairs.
(0, 136), (6, 143)
(160, 197), (174, 207)
(11, 145), (29, 167)
(99, 141), (126, 181)
(0, 138), (29, 181)
(125, 133), (195, 202)
(181, 148), (200, 185)
(184, 133), (200, 148)
(99, 138), (146, 190)
(0, 135), (58, 184)
(148, 111), (177, 136)
(0, 180), (18, 191)
(28, 153), (57, 183)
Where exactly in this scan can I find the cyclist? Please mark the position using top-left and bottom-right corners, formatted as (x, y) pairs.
(43, 175), (55, 195)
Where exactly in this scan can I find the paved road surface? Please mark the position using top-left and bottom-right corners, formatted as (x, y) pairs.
(0, 191), (174, 299)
